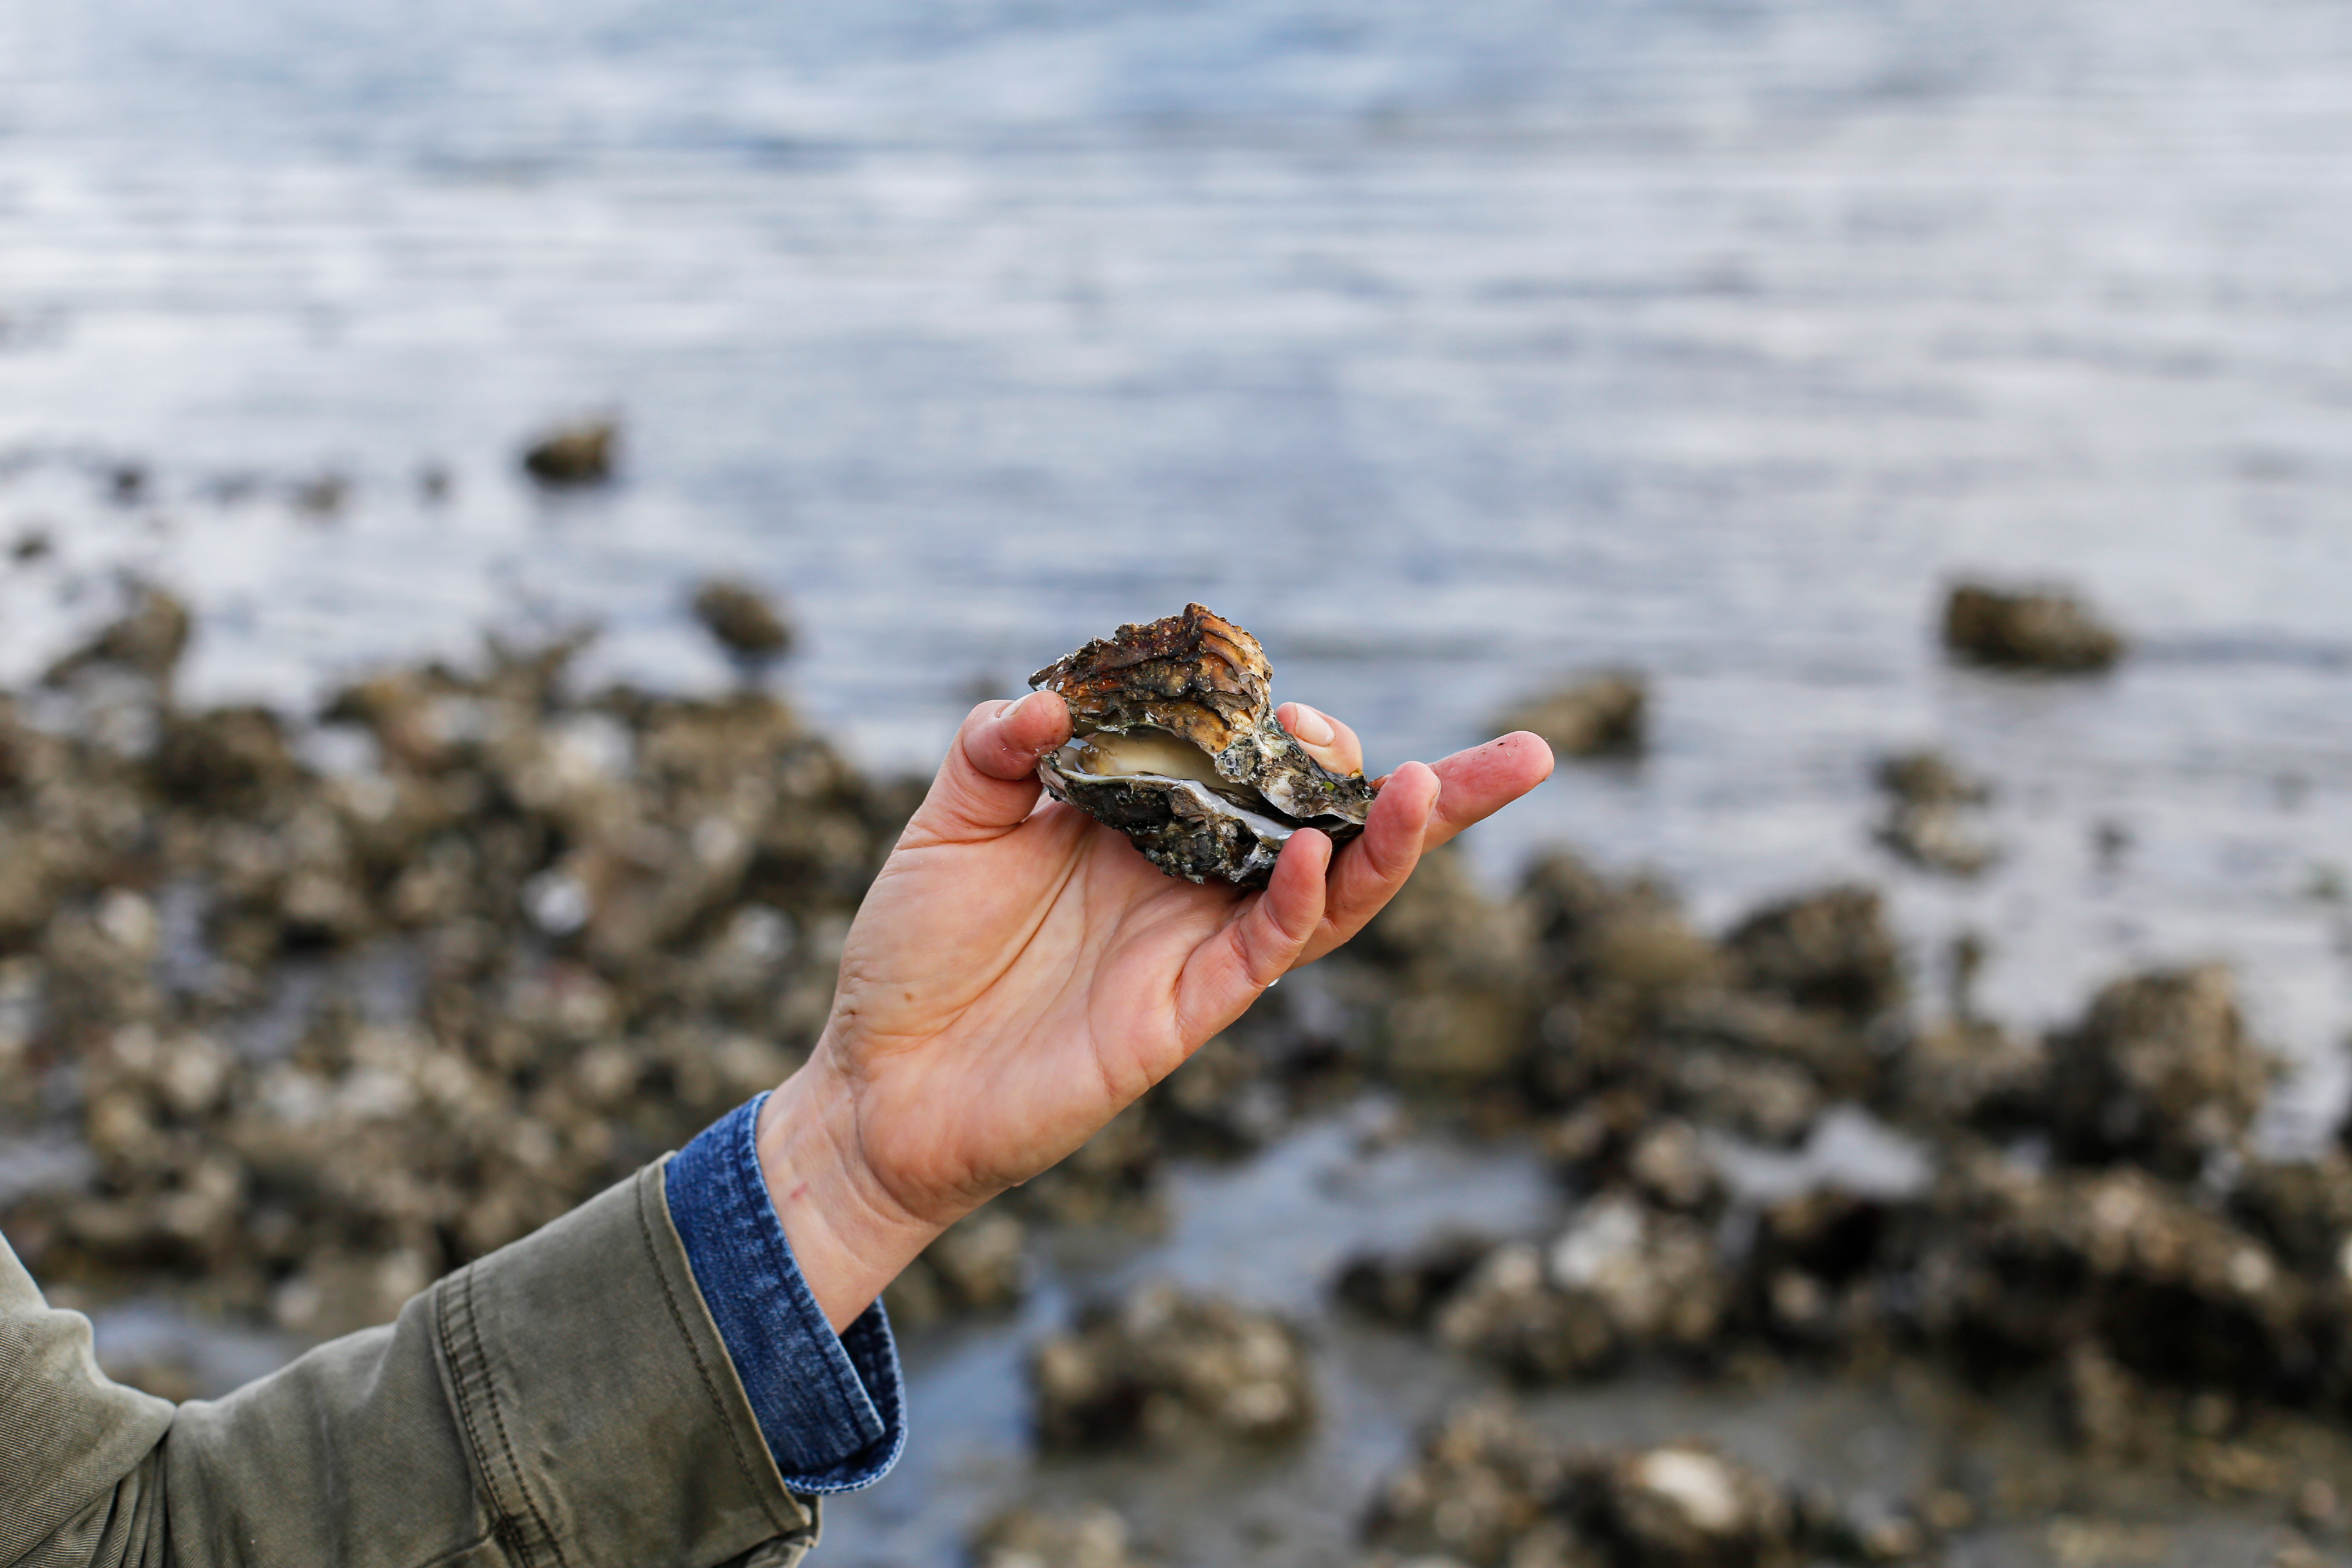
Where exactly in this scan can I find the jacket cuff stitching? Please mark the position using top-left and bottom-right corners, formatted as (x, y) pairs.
(436, 1263), (567, 1568)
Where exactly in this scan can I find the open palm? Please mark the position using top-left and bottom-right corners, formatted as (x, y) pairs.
(757, 690), (1553, 1328)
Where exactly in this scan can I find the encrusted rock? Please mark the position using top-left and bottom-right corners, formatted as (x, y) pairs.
(1892, 1017), (2047, 1133)
(520, 418), (617, 486)
(1353, 845), (1544, 1084)
(1941, 582), (2124, 672)
(44, 581), (192, 686)
(971, 1505), (1156, 1568)
(1579, 1444), (1797, 1568)
(1336, 1230), (1498, 1329)
(1905, 1153), (2318, 1399)
(2044, 965), (2275, 1177)
(690, 579), (793, 662)
(1872, 750), (1997, 876)
(155, 705), (303, 812)
(1433, 1241), (1619, 1384)
(1513, 852), (1722, 1112)
(1433, 1193), (1730, 1384)
(1368, 1406), (1914, 1568)
(1028, 1283), (1314, 1449)
(1745, 1190), (1897, 1349)
(1499, 673), (1647, 760)
(883, 1210), (1029, 1328)
(1725, 886), (1902, 1023)
(2227, 1150), (2352, 1284)
(1364, 1402), (1582, 1568)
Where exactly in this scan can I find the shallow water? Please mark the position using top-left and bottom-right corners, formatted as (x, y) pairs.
(5, 0), (2352, 1557)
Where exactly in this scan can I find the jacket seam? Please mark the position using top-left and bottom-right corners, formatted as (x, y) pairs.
(634, 1168), (802, 1540)
(435, 1266), (566, 1568)
(462, 1263), (568, 1568)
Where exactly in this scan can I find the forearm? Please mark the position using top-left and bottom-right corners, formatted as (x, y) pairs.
(755, 1051), (952, 1333)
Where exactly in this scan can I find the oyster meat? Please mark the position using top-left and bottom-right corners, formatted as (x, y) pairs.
(1030, 603), (1379, 886)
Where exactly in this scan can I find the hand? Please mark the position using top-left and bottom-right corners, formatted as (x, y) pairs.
(757, 692), (1553, 1328)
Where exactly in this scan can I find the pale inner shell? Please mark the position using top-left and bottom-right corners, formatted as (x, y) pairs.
(1061, 730), (1228, 789)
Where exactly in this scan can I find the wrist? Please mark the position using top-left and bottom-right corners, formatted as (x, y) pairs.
(755, 1053), (946, 1333)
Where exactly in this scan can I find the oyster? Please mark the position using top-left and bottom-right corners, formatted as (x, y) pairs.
(1030, 603), (1378, 887)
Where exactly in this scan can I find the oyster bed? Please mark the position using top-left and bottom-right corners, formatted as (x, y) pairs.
(1, 586), (2349, 1567)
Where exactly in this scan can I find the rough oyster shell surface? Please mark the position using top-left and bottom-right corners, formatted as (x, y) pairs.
(1030, 603), (1378, 887)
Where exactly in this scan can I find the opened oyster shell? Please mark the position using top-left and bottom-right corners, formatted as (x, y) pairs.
(1030, 603), (1379, 887)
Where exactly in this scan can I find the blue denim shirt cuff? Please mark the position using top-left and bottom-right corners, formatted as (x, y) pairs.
(664, 1091), (906, 1494)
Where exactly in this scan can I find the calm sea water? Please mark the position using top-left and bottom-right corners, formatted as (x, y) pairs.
(5, 0), (2352, 1557)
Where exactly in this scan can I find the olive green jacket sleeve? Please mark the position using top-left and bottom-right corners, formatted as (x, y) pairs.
(2, 1160), (821, 1568)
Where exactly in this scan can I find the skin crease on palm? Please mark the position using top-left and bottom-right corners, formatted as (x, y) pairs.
(755, 688), (1556, 1330)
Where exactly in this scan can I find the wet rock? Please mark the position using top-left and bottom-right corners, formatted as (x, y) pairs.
(1746, 1191), (1897, 1349)
(1012, 1101), (1163, 1224)
(44, 581), (191, 686)
(1433, 1241), (1619, 1384)
(1435, 1193), (1730, 1383)
(1875, 752), (1989, 810)
(1665, 1048), (1824, 1148)
(155, 706), (303, 812)
(1364, 1402), (1583, 1568)
(2042, 1518), (2170, 1567)
(1142, 1032), (1290, 1157)
(1352, 845), (1544, 1084)
(290, 472), (348, 520)
(2045, 965), (2275, 1178)
(1499, 673), (1647, 759)
(1623, 1120), (1726, 1215)
(1517, 866), (1905, 1144)
(1368, 1406), (1915, 1568)
(1542, 1193), (1730, 1353)
(1892, 1017), (2048, 1133)
(1519, 852), (1724, 1107)
(1664, 996), (1870, 1110)
(1905, 1153), (2320, 1402)
(1029, 1282), (1314, 1450)
(2060, 1340), (2161, 1460)
(1725, 886), (1902, 1024)
(1578, 1444), (1797, 1568)
(1336, 1230), (1497, 1329)
(2227, 1151), (2352, 1283)
(883, 1210), (1029, 1328)
(1942, 582), (2124, 673)
(1873, 750), (1997, 876)
(972, 1505), (1156, 1568)
(1544, 1106), (1727, 1215)
(1540, 1089), (1663, 1190)
(691, 579), (793, 663)
(520, 418), (617, 487)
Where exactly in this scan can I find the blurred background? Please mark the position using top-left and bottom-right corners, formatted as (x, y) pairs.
(3, 0), (2351, 1564)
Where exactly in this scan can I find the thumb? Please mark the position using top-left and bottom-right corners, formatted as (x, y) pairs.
(908, 691), (1073, 842)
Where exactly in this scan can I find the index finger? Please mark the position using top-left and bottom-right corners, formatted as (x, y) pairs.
(1418, 731), (1553, 850)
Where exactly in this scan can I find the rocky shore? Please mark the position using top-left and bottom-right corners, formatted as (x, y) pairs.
(1, 577), (2347, 1566)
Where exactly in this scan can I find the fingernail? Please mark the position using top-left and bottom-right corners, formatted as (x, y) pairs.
(1289, 705), (1335, 746)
